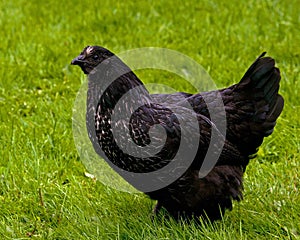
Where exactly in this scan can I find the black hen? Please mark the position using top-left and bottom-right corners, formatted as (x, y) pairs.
(71, 46), (284, 221)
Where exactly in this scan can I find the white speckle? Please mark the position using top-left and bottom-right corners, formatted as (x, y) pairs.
(86, 46), (94, 55)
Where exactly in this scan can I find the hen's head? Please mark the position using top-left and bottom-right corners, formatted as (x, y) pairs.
(71, 46), (114, 74)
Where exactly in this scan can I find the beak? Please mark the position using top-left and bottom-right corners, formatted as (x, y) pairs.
(71, 55), (85, 65)
(71, 55), (90, 74)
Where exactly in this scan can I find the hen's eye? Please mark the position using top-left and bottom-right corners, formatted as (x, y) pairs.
(93, 54), (99, 60)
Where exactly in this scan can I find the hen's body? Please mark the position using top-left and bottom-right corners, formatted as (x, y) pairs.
(72, 47), (284, 221)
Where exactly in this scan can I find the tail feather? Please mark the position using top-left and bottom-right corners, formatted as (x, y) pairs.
(267, 95), (284, 123)
(241, 52), (266, 80)
(227, 52), (284, 156)
(240, 52), (284, 125)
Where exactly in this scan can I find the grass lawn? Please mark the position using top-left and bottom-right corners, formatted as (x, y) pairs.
(0, 0), (299, 239)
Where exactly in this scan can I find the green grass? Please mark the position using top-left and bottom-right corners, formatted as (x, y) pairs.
(0, 0), (299, 239)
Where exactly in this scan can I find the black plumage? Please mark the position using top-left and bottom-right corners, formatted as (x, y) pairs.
(71, 46), (284, 221)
